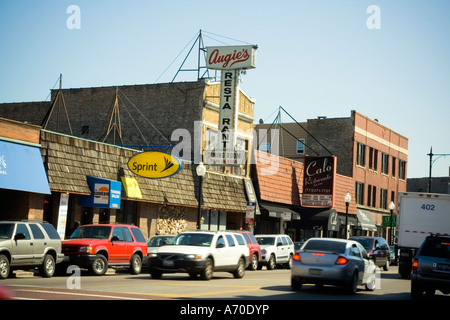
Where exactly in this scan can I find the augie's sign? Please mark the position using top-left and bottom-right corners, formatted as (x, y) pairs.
(206, 45), (257, 70)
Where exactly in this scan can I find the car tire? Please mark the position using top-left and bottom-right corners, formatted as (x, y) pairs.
(411, 281), (423, 299)
(248, 253), (258, 271)
(365, 270), (376, 291)
(0, 255), (10, 280)
(39, 254), (56, 278)
(200, 258), (213, 280)
(150, 270), (162, 279)
(291, 276), (303, 291)
(267, 254), (276, 270)
(346, 271), (358, 294)
(90, 254), (108, 276)
(129, 254), (142, 275)
(233, 258), (245, 278)
(383, 260), (390, 271)
(285, 254), (293, 269)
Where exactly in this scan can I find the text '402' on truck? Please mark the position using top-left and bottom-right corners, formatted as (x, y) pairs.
(396, 192), (450, 278)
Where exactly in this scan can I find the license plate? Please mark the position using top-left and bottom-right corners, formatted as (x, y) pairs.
(309, 268), (323, 276)
(163, 260), (174, 267)
(436, 263), (450, 272)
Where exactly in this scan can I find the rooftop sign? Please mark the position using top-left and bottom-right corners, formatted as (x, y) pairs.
(206, 45), (257, 70)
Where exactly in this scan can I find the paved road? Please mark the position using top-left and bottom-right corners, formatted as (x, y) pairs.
(1, 265), (423, 300)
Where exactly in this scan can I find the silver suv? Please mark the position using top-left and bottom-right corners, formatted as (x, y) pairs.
(255, 234), (295, 270)
(411, 235), (450, 299)
(0, 221), (64, 279)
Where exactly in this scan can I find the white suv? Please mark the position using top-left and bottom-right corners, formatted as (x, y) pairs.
(148, 230), (250, 280)
(255, 234), (295, 270)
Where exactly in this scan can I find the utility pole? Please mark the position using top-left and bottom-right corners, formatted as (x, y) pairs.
(427, 146), (450, 193)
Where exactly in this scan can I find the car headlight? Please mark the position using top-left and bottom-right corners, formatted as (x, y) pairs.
(147, 253), (158, 258)
(79, 246), (93, 253)
(261, 249), (267, 254)
(184, 254), (202, 260)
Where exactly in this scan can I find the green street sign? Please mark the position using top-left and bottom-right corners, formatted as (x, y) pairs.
(382, 215), (397, 227)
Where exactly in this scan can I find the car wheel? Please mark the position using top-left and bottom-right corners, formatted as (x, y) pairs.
(200, 258), (213, 280)
(345, 271), (358, 294)
(285, 254), (293, 269)
(90, 254), (108, 276)
(267, 254), (276, 270)
(39, 254), (56, 278)
(0, 255), (10, 280)
(365, 270), (376, 291)
(150, 270), (162, 279)
(248, 253), (258, 271)
(291, 276), (303, 291)
(383, 260), (390, 271)
(129, 254), (142, 275)
(233, 258), (245, 278)
(411, 281), (423, 299)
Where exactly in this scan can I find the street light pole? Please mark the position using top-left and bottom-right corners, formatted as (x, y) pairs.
(427, 146), (450, 193)
(389, 201), (395, 246)
(196, 162), (206, 230)
(344, 192), (351, 239)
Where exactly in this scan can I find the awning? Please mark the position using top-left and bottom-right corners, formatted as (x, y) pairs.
(357, 209), (377, 231)
(79, 176), (122, 209)
(0, 140), (50, 194)
(259, 203), (301, 220)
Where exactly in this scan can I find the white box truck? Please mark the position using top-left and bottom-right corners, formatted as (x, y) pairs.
(396, 192), (450, 278)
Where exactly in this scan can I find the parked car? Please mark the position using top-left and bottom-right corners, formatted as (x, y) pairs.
(234, 230), (261, 270)
(411, 234), (450, 299)
(148, 230), (249, 280)
(291, 237), (377, 294)
(390, 246), (399, 266)
(349, 236), (391, 270)
(255, 234), (294, 270)
(0, 220), (64, 279)
(62, 224), (147, 276)
(147, 235), (176, 249)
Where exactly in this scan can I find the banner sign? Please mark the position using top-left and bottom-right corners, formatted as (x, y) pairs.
(302, 156), (337, 207)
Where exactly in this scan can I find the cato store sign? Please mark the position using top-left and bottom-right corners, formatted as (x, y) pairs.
(128, 151), (182, 179)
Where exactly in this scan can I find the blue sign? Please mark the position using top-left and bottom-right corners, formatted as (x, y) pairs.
(79, 176), (121, 209)
(0, 140), (50, 194)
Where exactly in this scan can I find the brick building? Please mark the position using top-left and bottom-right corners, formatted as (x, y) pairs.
(255, 111), (408, 240)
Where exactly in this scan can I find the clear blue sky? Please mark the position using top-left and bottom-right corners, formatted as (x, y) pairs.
(1, 0), (449, 179)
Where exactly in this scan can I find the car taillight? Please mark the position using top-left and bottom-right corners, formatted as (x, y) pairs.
(412, 259), (418, 270)
(335, 256), (348, 265)
(293, 253), (301, 262)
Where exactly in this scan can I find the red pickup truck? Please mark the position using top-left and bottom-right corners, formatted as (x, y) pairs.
(62, 224), (147, 276)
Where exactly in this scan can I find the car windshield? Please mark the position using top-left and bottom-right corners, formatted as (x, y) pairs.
(148, 236), (175, 247)
(420, 238), (450, 259)
(0, 223), (14, 239)
(70, 226), (112, 239)
(351, 238), (374, 251)
(302, 240), (347, 254)
(175, 233), (214, 247)
(257, 237), (275, 246)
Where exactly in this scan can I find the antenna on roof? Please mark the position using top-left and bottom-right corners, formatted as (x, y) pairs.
(41, 74), (73, 135)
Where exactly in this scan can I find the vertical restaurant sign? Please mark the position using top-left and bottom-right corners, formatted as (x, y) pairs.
(302, 156), (337, 207)
(206, 45), (257, 70)
(218, 69), (238, 150)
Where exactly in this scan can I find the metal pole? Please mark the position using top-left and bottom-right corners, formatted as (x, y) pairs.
(197, 175), (203, 229)
(345, 202), (349, 239)
(390, 208), (393, 246)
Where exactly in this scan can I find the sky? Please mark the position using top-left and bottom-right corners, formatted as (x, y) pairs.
(0, 0), (449, 179)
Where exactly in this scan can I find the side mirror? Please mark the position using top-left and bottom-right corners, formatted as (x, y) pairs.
(277, 242), (283, 247)
(216, 242), (225, 249)
(14, 233), (26, 241)
(111, 235), (120, 242)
